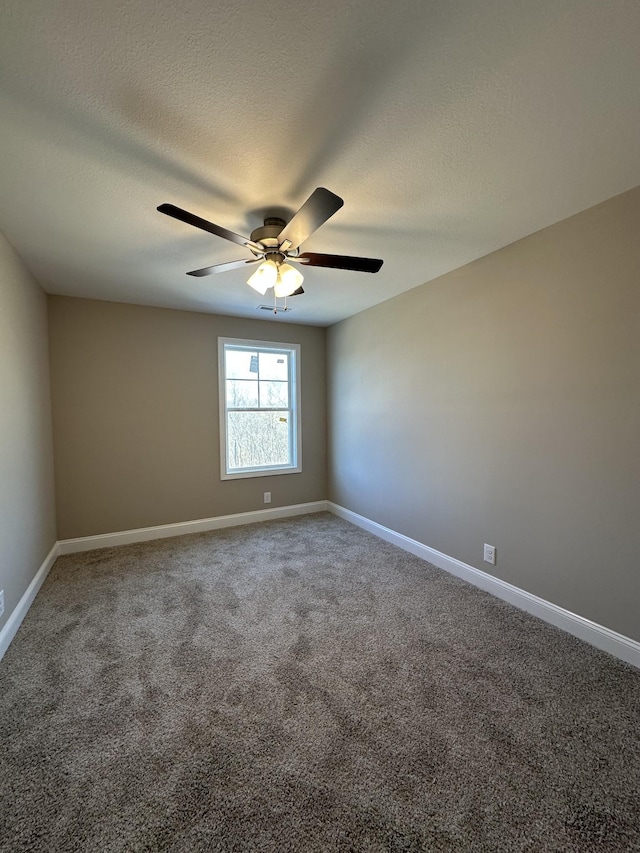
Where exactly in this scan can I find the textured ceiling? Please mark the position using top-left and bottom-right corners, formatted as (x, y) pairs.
(1, 0), (639, 326)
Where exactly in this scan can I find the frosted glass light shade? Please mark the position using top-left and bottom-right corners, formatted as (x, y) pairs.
(247, 259), (278, 294)
(274, 263), (304, 297)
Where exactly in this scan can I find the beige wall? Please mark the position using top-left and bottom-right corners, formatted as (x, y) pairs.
(0, 232), (57, 633)
(327, 187), (640, 642)
(48, 297), (326, 539)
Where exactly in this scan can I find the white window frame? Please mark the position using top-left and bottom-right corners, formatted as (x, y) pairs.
(218, 337), (302, 480)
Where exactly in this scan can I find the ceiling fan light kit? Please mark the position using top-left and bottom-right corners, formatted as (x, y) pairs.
(157, 188), (383, 310)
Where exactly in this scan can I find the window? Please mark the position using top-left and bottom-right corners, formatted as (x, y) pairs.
(218, 338), (301, 479)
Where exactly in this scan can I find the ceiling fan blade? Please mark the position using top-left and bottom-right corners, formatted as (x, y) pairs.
(297, 252), (383, 273)
(158, 203), (261, 252)
(187, 258), (260, 277)
(289, 286), (305, 296)
(276, 188), (344, 249)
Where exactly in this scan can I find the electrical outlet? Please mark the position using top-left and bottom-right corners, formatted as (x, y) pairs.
(263, 491), (271, 504)
(483, 544), (496, 565)
(0, 589), (4, 618)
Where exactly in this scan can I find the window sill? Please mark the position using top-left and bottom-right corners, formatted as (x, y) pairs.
(221, 465), (302, 481)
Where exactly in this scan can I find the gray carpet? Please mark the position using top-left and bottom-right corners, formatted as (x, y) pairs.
(1, 512), (639, 852)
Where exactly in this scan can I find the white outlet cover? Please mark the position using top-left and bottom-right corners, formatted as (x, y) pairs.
(483, 544), (496, 565)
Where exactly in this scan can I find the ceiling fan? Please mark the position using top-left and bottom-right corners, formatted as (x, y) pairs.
(157, 187), (383, 299)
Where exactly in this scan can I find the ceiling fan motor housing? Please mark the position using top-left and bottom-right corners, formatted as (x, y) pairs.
(250, 217), (286, 248)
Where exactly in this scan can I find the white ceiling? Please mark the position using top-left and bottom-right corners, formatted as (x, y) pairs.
(1, 0), (639, 327)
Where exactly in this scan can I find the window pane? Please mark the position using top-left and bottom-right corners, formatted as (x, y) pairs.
(259, 351), (289, 381)
(226, 379), (258, 408)
(259, 380), (289, 408)
(227, 411), (291, 470)
(226, 349), (258, 380)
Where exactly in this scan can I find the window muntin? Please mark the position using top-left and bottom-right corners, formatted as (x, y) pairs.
(219, 338), (301, 479)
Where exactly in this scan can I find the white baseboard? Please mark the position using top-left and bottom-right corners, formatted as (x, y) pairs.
(58, 500), (329, 555)
(0, 543), (59, 661)
(5, 503), (638, 671)
(328, 502), (640, 670)
(2, 502), (328, 660)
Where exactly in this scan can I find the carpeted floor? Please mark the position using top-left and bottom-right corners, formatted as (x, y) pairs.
(1, 512), (639, 852)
